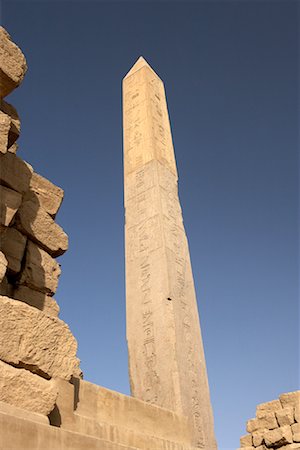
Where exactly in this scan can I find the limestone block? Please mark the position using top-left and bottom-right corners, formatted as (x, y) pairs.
(292, 423), (300, 442)
(0, 360), (57, 415)
(0, 185), (22, 226)
(13, 285), (59, 317)
(0, 276), (13, 297)
(0, 27), (27, 98)
(19, 240), (61, 295)
(247, 412), (278, 433)
(276, 408), (295, 427)
(240, 434), (253, 447)
(29, 172), (64, 217)
(264, 426), (293, 448)
(0, 110), (11, 153)
(16, 199), (68, 257)
(0, 251), (7, 281)
(0, 99), (20, 144)
(252, 429), (266, 447)
(0, 152), (32, 194)
(280, 392), (300, 409)
(257, 400), (282, 414)
(0, 226), (26, 273)
(0, 295), (80, 379)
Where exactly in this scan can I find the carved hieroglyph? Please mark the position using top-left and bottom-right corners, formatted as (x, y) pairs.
(123, 57), (217, 449)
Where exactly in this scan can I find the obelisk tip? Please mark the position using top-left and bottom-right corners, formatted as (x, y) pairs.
(124, 56), (157, 79)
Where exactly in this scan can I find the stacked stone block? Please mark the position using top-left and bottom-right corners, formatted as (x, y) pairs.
(239, 391), (300, 450)
(0, 27), (80, 419)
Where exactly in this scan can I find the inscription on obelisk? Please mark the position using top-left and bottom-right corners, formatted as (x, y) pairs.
(123, 57), (217, 450)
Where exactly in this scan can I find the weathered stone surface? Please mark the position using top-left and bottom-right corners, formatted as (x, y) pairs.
(280, 444), (300, 450)
(240, 434), (253, 447)
(28, 172), (64, 217)
(0, 251), (7, 282)
(247, 412), (278, 433)
(252, 429), (266, 447)
(256, 446), (268, 450)
(7, 141), (18, 154)
(19, 240), (61, 295)
(0, 226), (26, 273)
(0, 400), (49, 425)
(0, 27), (27, 98)
(280, 392), (300, 409)
(0, 110), (11, 153)
(0, 185), (22, 226)
(292, 423), (300, 442)
(13, 285), (59, 317)
(257, 400), (282, 414)
(276, 408), (295, 427)
(264, 426), (293, 448)
(16, 199), (68, 257)
(0, 295), (80, 379)
(0, 360), (57, 415)
(0, 152), (32, 194)
(124, 57), (216, 450)
(295, 406), (300, 423)
(0, 100), (20, 136)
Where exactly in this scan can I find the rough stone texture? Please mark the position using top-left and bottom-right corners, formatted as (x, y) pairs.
(276, 408), (295, 427)
(264, 426), (293, 448)
(280, 392), (300, 409)
(291, 423), (300, 442)
(241, 434), (253, 447)
(28, 172), (64, 217)
(16, 199), (68, 257)
(0, 27), (27, 98)
(257, 400), (283, 414)
(0, 111), (11, 153)
(0, 185), (22, 226)
(0, 226), (26, 273)
(0, 152), (32, 194)
(252, 429), (267, 447)
(0, 251), (7, 282)
(13, 285), (59, 317)
(0, 100), (20, 146)
(0, 400), (49, 425)
(0, 295), (80, 379)
(19, 240), (61, 295)
(280, 445), (300, 450)
(295, 406), (300, 424)
(0, 360), (57, 415)
(123, 57), (217, 450)
(7, 141), (18, 154)
(247, 412), (278, 433)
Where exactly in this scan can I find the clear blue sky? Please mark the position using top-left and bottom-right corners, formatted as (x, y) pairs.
(3, 1), (298, 449)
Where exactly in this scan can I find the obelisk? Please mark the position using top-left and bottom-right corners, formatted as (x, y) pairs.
(123, 57), (217, 450)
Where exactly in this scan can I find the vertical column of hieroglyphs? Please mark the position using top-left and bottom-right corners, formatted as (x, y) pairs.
(123, 57), (217, 449)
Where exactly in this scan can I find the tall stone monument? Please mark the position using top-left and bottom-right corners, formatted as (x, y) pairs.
(123, 57), (217, 449)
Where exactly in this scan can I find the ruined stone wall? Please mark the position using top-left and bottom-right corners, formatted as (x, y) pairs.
(0, 27), (80, 419)
(239, 391), (300, 450)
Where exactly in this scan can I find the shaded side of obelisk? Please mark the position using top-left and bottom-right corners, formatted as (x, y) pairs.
(123, 57), (217, 450)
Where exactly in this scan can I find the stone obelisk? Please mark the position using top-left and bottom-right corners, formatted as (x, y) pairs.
(123, 57), (217, 450)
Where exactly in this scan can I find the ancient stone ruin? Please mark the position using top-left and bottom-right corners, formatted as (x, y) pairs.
(239, 391), (300, 450)
(0, 27), (298, 450)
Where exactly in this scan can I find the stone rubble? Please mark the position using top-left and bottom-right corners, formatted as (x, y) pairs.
(0, 27), (80, 419)
(239, 391), (300, 450)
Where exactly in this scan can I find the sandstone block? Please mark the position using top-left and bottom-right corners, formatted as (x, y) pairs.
(0, 99), (20, 144)
(252, 429), (266, 447)
(0, 185), (22, 226)
(257, 400), (282, 414)
(0, 295), (80, 379)
(0, 360), (57, 415)
(295, 406), (300, 423)
(256, 446), (268, 450)
(0, 251), (7, 282)
(19, 240), (61, 295)
(247, 412), (278, 433)
(0, 110), (11, 153)
(16, 199), (68, 257)
(0, 226), (26, 273)
(264, 426), (293, 448)
(0, 27), (27, 98)
(13, 285), (59, 317)
(276, 408), (295, 427)
(280, 392), (300, 409)
(240, 434), (253, 447)
(280, 445), (300, 450)
(29, 172), (64, 217)
(292, 423), (300, 442)
(0, 152), (32, 194)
